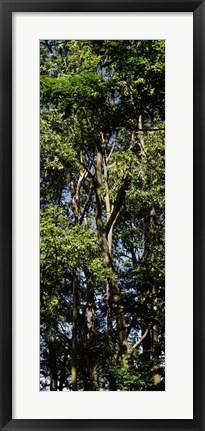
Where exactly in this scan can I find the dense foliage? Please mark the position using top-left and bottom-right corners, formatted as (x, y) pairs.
(40, 40), (165, 391)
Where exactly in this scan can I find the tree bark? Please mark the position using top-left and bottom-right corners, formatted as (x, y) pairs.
(48, 331), (58, 391)
(98, 229), (128, 354)
(70, 156), (88, 391)
(94, 137), (129, 360)
(71, 273), (78, 391)
(148, 204), (160, 385)
(86, 279), (99, 391)
(152, 284), (160, 385)
(59, 353), (67, 391)
(141, 298), (151, 361)
(103, 157), (113, 254)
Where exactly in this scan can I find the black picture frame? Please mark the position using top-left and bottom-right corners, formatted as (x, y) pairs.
(0, 0), (204, 430)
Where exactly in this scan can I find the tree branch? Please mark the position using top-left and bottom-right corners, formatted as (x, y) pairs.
(79, 162), (95, 182)
(129, 324), (152, 353)
(105, 176), (129, 237)
(79, 184), (94, 225)
(107, 139), (117, 162)
(138, 128), (165, 132)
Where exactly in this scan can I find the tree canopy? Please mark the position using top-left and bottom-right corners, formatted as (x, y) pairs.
(40, 40), (165, 391)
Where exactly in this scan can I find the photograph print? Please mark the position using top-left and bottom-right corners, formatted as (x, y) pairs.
(40, 40), (165, 391)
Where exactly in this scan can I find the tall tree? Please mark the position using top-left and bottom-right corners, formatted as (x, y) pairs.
(40, 40), (165, 391)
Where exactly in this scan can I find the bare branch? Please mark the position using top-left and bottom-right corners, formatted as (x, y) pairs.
(130, 324), (152, 352)
(107, 139), (117, 162)
(79, 184), (94, 225)
(105, 176), (129, 237)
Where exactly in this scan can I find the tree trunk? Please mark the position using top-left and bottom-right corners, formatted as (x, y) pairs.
(71, 273), (78, 391)
(103, 156), (114, 341)
(86, 281), (99, 391)
(103, 157), (113, 254)
(48, 331), (58, 391)
(95, 138), (128, 355)
(148, 204), (161, 385)
(141, 299), (151, 361)
(140, 215), (151, 360)
(70, 157), (87, 391)
(152, 285), (160, 385)
(99, 230), (128, 353)
(59, 353), (67, 391)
